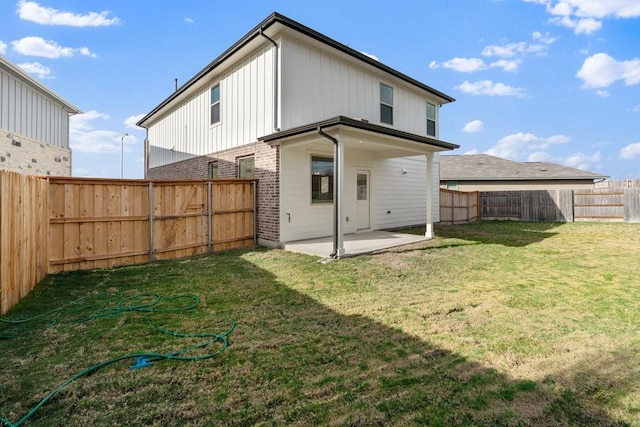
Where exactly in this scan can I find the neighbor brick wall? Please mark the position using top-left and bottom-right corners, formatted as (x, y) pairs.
(0, 129), (71, 176)
(147, 142), (280, 245)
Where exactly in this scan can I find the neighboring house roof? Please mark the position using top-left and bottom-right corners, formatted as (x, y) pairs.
(440, 154), (608, 181)
(0, 55), (81, 114)
(137, 12), (455, 128)
(259, 116), (459, 151)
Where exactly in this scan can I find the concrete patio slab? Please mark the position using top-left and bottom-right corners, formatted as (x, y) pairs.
(283, 230), (429, 258)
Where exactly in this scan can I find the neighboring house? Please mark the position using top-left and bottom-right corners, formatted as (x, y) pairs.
(440, 154), (608, 191)
(138, 12), (458, 255)
(0, 55), (80, 176)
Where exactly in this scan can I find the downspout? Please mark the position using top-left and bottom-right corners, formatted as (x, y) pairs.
(317, 127), (339, 258)
(259, 28), (280, 132)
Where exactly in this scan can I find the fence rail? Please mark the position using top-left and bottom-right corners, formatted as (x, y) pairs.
(0, 171), (257, 314)
(441, 188), (640, 224)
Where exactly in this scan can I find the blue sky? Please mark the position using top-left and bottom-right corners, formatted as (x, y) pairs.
(1, 0), (639, 179)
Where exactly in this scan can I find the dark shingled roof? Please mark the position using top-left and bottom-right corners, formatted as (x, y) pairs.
(440, 154), (608, 181)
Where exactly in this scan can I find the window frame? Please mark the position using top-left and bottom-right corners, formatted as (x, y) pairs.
(380, 83), (394, 125)
(210, 83), (221, 126)
(208, 161), (218, 178)
(446, 180), (458, 190)
(310, 154), (334, 205)
(237, 155), (255, 179)
(426, 102), (437, 137)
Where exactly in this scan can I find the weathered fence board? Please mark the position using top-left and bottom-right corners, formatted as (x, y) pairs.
(441, 188), (639, 224)
(520, 190), (573, 222)
(574, 189), (625, 222)
(439, 189), (479, 224)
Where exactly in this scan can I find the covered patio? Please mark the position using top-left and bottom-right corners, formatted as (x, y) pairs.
(283, 230), (428, 258)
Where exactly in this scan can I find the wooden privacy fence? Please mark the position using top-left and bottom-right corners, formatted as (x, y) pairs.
(0, 171), (257, 315)
(439, 189), (479, 224)
(440, 188), (640, 224)
(48, 178), (257, 273)
(0, 171), (49, 315)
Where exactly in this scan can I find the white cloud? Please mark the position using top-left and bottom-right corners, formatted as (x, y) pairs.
(462, 120), (484, 133)
(17, 0), (120, 27)
(456, 80), (528, 97)
(0, 41), (6, 55)
(70, 111), (139, 153)
(485, 132), (570, 159)
(12, 36), (73, 58)
(620, 142), (640, 160)
(525, 0), (640, 34)
(595, 89), (609, 97)
(490, 59), (521, 72)
(185, 17), (194, 24)
(11, 36), (96, 59)
(563, 151), (601, 170)
(18, 62), (51, 78)
(576, 53), (640, 89)
(125, 114), (146, 129)
(463, 149), (480, 155)
(361, 52), (379, 61)
(429, 57), (486, 72)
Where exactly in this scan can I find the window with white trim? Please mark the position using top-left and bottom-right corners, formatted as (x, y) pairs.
(210, 84), (221, 125)
(426, 102), (436, 137)
(380, 83), (393, 125)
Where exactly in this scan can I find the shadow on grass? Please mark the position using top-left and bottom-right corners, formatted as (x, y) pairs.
(0, 248), (630, 426)
(395, 221), (564, 248)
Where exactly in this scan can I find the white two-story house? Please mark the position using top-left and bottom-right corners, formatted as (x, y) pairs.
(138, 12), (458, 256)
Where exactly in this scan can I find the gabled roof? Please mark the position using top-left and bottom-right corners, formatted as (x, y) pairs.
(440, 154), (608, 181)
(0, 55), (80, 114)
(259, 116), (459, 151)
(137, 12), (454, 128)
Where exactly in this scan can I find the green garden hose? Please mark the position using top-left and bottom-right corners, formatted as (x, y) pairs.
(0, 292), (235, 427)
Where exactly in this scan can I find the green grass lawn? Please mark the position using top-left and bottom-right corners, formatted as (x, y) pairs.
(1, 221), (639, 426)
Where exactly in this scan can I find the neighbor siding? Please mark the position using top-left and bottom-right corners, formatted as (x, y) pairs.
(0, 65), (71, 149)
(147, 43), (276, 169)
(279, 35), (440, 137)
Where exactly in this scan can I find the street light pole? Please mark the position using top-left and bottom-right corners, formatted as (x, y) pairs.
(120, 133), (128, 179)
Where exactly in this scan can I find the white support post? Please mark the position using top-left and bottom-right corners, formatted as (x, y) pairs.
(336, 138), (346, 256)
(425, 152), (434, 239)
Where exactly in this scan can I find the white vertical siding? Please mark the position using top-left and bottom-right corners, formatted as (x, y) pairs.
(0, 66), (69, 148)
(147, 44), (276, 168)
(280, 36), (439, 136)
(280, 143), (439, 243)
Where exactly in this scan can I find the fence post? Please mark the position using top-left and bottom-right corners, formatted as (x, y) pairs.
(148, 182), (154, 261)
(571, 190), (575, 223)
(252, 180), (258, 245)
(207, 181), (212, 253)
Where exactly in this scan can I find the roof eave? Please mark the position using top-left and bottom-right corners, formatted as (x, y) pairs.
(259, 116), (459, 151)
(137, 12), (455, 128)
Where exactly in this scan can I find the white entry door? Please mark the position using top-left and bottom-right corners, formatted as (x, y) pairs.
(356, 170), (370, 230)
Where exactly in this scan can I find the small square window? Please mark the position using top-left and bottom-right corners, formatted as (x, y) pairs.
(238, 156), (255, 178)
(446, 181), (458, 190)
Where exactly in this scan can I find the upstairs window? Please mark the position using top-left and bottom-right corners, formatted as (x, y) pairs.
(426, 102), (436, 137)
(210, 84), (221, 125)
(380, 83), (393, 125)
(238, 155), (255, 178)
(311, 156), (333, 204)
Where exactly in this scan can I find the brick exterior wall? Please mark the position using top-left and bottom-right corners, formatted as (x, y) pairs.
(0, 129), (71, 176)
(147, 142), (280, 246)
